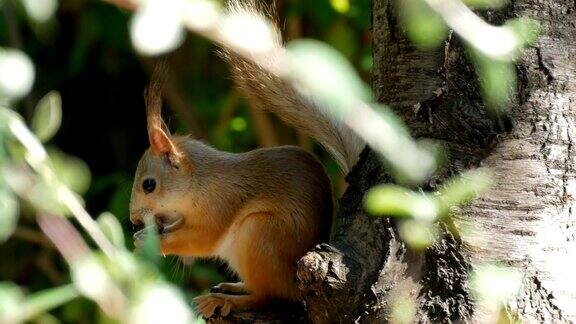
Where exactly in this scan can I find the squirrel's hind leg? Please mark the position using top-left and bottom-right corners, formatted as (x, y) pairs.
(210, 282), (248, 295)
(194, 293), (267, 318)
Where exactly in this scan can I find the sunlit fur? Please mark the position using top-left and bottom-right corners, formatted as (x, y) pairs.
(130, 136), (333, 314)
(223, 1), (365, 173)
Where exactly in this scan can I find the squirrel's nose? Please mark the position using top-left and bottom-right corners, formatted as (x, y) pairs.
(129, 208), (146, 226)
(130, 216), (144, 231)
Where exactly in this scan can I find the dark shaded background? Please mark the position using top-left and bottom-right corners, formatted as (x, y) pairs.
(1, 0), (371, 320)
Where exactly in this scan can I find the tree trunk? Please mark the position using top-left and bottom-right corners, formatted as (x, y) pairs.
(221, 0), (576, 322)
(376, 0), (576, 321)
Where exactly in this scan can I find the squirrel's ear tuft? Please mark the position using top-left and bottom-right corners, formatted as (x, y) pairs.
(144, 62), (167, 138)
(144, 62), (185, 167)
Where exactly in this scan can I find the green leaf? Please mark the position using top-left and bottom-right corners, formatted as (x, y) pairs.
(130, 0), (186, 56)
(71, 255), (113, 301)
(0, 187), (18, 243)
(97, 212), (125, 249)
(0, 48), (35, 100)
(288, 40), (438, 184)
(398, 219), (439, 249)
(365, 185), (439, 222)
(470, 49), (517, 115)
(400, 0), (449, 49)
(31, 313), (60, 324)
(23, 285), (78, 322)
(329, 0), (350, 14)
(48, 149), (91, 195)
(27, 181), (68, 216)
(470, 264), (523, 306)
(0, 282), (25, 323)
(507, 17), (540, 47)
(287, 39), (371, 118)
(32, 91), (62, 143)
(462, 0), (507, 8)
(437, 168), (493, 214)
(1, 164), (67, 216)
(21, 0), (58, 23)
(130, 283), (193, 324)
(390, 292), (416, 324)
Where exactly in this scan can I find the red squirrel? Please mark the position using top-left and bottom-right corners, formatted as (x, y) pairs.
(129, 0), (364, 318)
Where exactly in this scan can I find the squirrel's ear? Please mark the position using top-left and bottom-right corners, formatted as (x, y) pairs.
(148, 126), (179, 156)
(148, 125), (186, 169)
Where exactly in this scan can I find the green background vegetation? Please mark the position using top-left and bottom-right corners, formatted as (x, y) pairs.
(0, 0), (371, 322)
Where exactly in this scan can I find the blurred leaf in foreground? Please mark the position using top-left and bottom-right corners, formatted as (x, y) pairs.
(0, 186), (18, 243)
(390, 291), (416, 324)
(365, 169), (493, 249)
(462, 0), (507, 8)
(472, 50), (516, 115)
(32, 91), (62, 143)
(365, 185), (438, 222)
(98, 212), (125, 249)
(400, 0), (449, 49)
(437, 168), (493, 214)
(0, 282), (77, 324)
(287, 39), (370, 118)
(21, 284), (78, 322)
(20, 0), (58, 23)
(48, 148), (91, 195)
(129, 283), (194, 324)
(398, 220), (439, 250)
(287, 40), (437, 183)
(470, 264), (522, 307)
(0, 282), (24, 324)
(330, 0), (350, 14)
(0, 48), (35, 100)
(130, 0), (185, 56)
(507, 17), (540, 47)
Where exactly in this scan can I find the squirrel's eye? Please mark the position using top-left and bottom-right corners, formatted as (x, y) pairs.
(142, 178), (156, 194)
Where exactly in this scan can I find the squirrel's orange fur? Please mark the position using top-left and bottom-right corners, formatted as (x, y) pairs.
(130, 122), (333, 317)
(130, 0), (364, 318)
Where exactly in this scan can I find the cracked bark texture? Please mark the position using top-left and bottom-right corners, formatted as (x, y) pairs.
(215, 0), (575, 322)
(371, 0), (576, 322)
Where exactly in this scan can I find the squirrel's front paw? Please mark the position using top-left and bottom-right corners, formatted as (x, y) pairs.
(194, 293), (233, 318)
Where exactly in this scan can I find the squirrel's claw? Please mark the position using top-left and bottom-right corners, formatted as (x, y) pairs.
(210, 282), (248, 295)
(194, 293), (233, 318)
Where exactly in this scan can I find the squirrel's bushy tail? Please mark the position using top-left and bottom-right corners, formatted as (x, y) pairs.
(223, 0), (365, 173)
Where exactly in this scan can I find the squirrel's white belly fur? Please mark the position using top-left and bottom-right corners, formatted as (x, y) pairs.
(214, 222), (240, 273)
